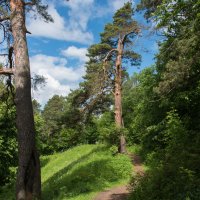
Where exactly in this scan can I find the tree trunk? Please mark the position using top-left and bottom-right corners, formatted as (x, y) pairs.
(115, 39), (126, 154)
(10, 0), (41, 199)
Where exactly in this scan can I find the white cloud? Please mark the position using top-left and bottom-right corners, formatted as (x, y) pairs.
(108, 0), (133, 11)
(27, 0), (131, 44)
(30, 54), (85, 105)
(61, 46), (88, 62)
(63, 0), (94, 31)
(27, 3), (93, 44)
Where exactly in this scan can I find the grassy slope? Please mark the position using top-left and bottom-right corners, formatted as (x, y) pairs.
(0, 144), (132, 200)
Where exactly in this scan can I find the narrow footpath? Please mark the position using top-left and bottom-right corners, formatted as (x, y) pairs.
(94, 154), (144, 200)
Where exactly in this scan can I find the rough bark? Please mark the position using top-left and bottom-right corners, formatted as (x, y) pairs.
(10, 0), (41, 199)
(115, 39), (126, 154)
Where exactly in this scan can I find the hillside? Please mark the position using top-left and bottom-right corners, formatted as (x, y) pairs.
(0, 144), (132, 200)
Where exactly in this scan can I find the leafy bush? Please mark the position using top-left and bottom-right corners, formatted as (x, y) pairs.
(0, 103), (17, 186)
(37, 127), (82, 154)
(129, 167), (200, 200)
(129, 110), (200, 200)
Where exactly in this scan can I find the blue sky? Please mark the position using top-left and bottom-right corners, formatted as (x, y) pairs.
(25, 0), (159, 105)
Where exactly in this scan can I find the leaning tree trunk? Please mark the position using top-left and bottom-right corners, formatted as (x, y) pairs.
(10, 0), (41, 199)
(115, 39), (126, 154)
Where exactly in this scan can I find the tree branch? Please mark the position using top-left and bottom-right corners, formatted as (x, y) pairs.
(103, 48), (118, 62)
(102, 49), (118, 83)
(80, 93), (102, 113)
(0, 16), (10, 22)
(122, 28), (141, 44)
(23, 0), (36, 6)
(25, 27), (31, 34)
(0, 68), (14, 75)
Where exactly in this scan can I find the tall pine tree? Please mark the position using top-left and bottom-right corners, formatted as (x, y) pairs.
(0, 1), (52, 199)
(101, 2), (141, 153)
(77, 2), (141, 153)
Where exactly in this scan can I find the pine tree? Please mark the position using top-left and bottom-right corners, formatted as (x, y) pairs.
(0, 1), (52, 199)
(78, 2), (141, 153)
(101, 2), (141, 153)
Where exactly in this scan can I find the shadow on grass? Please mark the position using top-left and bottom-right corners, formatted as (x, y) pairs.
(42, 146), (121, 200)
(111, 193), (129, 200)
(40, 157), (50, 168)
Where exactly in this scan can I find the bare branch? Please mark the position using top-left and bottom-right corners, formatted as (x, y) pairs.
(122, 28), (141, 44)
(24, 0), (36, 6)
(0, 68), (14, 75)
(80, 93), (103, 113)
(25, 28), (31, 34)
(103, 49), (118, 62)
(0, 16), (10, 22)
(103, 49), (118, 78)
(80, 88), (110, 114)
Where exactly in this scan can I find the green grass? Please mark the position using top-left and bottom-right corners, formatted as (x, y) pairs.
(0, 144), (132, 200)
(127, 145), (149, 173)
(127, 144), (142, 155)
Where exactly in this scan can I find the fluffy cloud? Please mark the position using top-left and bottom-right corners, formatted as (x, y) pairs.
(61, 46), (88, 62)
(26, 0), (133, 105)
(27, 3), (93, 44)
(63, 0), (94, 31)
(30, 54), (85, 105)
(27, 0), (131, 44)
(108, 0), (132, 11)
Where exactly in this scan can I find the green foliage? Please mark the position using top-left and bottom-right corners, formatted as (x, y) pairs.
(35, 93), (101, 154)
(101, 2), (140, 45)
(82, 118), (99, 144)
(129, 110), (200, 200)
(0, 102), (17, 186)
(127, 66), (200, 199)
(55, 128), (81, 151)
(37, 95), (77, 154)
(98, 123), (119, 145)
(122, 67), (161, 144)
(109, 145), (118, 156)
(32, 99), (41, 114)
(94, 112), (128, 147)
(136, 0), (162, 19)
(42, 95), (65, 136)
(129, 166), (200, 200)
(71, 2), (141, 123)
(1, 2), (200, 200)
(127, 2), (200, 197)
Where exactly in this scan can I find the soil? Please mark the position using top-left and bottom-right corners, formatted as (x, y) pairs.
(94, 154), (144, 200)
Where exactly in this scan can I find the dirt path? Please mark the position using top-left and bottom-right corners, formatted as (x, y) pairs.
(94, 154), (144, 200)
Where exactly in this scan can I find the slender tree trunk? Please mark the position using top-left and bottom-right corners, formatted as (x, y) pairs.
(115, 39), (126, 153)
(10, 0), (41, 199)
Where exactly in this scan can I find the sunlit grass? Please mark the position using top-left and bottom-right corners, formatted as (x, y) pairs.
(0, 144), (132, 200)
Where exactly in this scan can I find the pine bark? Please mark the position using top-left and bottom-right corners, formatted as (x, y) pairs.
(10, 0), (41, 199)
(115, 39), (126, 153)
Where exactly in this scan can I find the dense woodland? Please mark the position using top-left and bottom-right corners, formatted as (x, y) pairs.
(0, 0), (200, 200)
